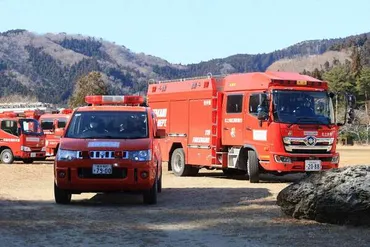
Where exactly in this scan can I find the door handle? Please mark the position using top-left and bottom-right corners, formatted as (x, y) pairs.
(246, 127), (252, 131)
(224, 127), (229, 130)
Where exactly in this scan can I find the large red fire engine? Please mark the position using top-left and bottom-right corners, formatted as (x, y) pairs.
(146, 71), (355, 183)
(0, 111), (46, 164)
(39, 109), (73, 157)
(54, 95), (162, 204)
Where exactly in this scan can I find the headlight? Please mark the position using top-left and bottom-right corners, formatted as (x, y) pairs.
(57, 149), (78, 161)
(129, 150), (151, 161)
(283, 137), (291, 144)
(21, 146), (31, 152)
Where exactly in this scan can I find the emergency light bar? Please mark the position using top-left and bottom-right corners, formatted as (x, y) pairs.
(85, 95), (145, 105)
(60, 109), (73, 114)
(0, 112), (18, 118)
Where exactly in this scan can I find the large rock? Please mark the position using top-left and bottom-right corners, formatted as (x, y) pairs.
(277, 165), (370, 226)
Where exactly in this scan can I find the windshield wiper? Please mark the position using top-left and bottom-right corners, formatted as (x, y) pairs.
(296, 117), (331, 128)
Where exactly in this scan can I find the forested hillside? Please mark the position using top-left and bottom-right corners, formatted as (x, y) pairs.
(0, 29), (370, 106)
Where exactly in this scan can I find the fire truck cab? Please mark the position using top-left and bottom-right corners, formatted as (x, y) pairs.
(147, 71), (355, 183)
(39, 109), (73, 157)
(0, 111), (46, 164)
(54, 95), (162, 204)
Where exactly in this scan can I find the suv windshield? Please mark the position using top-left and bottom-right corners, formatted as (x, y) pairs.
(19, 119), (43, 135)
(65, 111), (148, 139)
(272, 90), (334, 125)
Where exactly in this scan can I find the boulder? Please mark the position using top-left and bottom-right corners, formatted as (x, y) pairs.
(277, 165), (370, 226)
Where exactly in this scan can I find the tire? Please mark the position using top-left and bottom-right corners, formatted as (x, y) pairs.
(170, 148), (196, 176)
(143, 177), (158, 204)
(1, 149), (14, 164)
(247, 150), (260, 183)
(23, 159), (34, 164)
(157, 173), (162, 193)
(54, 183), (72, 204)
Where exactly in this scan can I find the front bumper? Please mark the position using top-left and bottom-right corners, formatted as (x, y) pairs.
(259, 152), (339, 172)
(18, 151), (46, 159)
(55, 161), (157, 193)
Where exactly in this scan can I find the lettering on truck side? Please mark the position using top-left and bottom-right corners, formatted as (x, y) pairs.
(224, 118), (243, 123)
(153, 108), (168, 127)
(192, 137), (210, 143)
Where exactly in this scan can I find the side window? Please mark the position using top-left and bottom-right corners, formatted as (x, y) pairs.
(226, 95), (243, 113)
(57, 118), (67, 128)
(249, 93), (269, 116)
(41, 119), (54, 130)
(1, 120), (18, 136)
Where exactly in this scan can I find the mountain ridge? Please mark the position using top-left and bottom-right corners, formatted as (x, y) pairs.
(1, 29), (369, 105)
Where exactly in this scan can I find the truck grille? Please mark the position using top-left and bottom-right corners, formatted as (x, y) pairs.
(77, 151), (129, 159)
(77, 167), (127, 179)
(283, 137), (334, 154)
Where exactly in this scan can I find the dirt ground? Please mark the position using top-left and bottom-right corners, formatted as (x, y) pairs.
(0, 146), (369, 247)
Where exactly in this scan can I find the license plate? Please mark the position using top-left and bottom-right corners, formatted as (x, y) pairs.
(305, 160), (322, 171)
(30, 153), (36, 158)
(92, 164), (112, 174)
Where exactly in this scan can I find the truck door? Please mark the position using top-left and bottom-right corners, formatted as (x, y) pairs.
(244, 92), (269, 153)
(222, 93), (244, 145)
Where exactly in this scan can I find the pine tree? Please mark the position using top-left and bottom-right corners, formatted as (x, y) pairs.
(69, 71), (109, 108)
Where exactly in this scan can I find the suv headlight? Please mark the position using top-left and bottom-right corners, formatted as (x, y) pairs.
(57, 149), (78, 161)
(129, 150), (151, 161)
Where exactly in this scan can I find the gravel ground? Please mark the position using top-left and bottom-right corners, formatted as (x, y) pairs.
(0, 147), (369, 247)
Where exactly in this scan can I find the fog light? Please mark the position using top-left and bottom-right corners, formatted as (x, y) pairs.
(331, 155), (339, 164)
(58, 171), (66, 178)
(274, 155), (292, 163)
(140, 171), (149, 179)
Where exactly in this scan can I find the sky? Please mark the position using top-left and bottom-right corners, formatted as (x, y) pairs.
(1, 0), (370, 64)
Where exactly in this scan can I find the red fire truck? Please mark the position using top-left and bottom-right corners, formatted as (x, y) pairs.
(54, 95), (162, 204)
(39, 109), (73, 157)
(0, 111), (46, 164)
(146, 71), (355, 183)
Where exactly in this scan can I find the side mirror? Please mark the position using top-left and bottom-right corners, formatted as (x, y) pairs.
(257, 111), (268, 121)
(155, 129), (166, 138)
(329, 92), (335, 98)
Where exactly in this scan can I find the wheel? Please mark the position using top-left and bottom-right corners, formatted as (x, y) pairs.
(222, 168), (245, 177)
(143, 177), (158, 204)
(1, 149), (14, 164)
(23, 159), (34, 164)
(247, 150), (260, 183)
(54, 183), (72, 204)
(170, 148), (198, 176)
(157, 173), (162, 193)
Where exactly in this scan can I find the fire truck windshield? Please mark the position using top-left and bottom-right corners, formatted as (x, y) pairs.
(65, 111), (148, 139)
(272, 90), (335, 125)
(19, 119), (43, 135)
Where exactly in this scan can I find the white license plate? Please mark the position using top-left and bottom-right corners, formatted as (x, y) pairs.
(92, 164), (112, 174)
(305, 160), (322, 171)
(30, 153), (36, 158)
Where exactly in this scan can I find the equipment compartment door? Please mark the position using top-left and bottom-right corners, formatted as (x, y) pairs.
(222, 93), (244, 145)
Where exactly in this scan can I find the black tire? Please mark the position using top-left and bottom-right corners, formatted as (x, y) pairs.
(247, 150), (260, 183)
(23, 159), (34, 164)
(1, 149), (14, 164)
(54, 183), (72, 204)
(157, 173), (162, 193)
(170, 148), (195, 176)
(143, 178), (158, 204)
